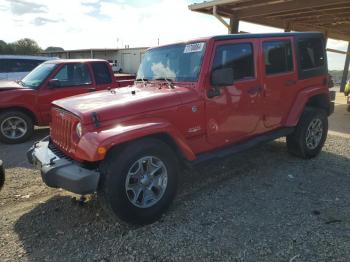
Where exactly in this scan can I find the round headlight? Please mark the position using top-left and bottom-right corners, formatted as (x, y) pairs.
(76, 122), (82, 138)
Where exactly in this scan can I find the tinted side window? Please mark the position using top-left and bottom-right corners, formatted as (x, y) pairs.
(23, 60), (43, 71)
(92, 62), (112, 84)
(213, 43), (254, 81)
(298, 38), (325, 70)
(54, 63), (92, 87)
(263, 40), (293, 75)
(0, 59), (7, 73)
(0, 59), (44, 73)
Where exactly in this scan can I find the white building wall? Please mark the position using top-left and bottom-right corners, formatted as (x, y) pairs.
(44, 47), (148, 74)
(119, 48), (147, 74)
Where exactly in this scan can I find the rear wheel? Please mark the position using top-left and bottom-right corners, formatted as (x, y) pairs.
(0, 111), (34, 144)
(98, 138), (178, 225)
(287, 107), (328, 159)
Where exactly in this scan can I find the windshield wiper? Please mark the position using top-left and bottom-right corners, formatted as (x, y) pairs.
(154, 77), (174, 89)
(16, 80), (26, 87)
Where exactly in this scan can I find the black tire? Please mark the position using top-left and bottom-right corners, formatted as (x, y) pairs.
(287, 107), (328, 159)
(98, 138), (178, 225)
(0, 111), (34, 144)
(0, 160), (4, 191)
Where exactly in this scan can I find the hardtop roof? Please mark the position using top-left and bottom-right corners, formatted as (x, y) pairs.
(211, 32), (324, 41)
(43, 58), (108, 64)
(148, 32), (324, 51)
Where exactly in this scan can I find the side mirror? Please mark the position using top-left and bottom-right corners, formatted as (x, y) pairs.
(48, 79), (61, 88)
(211, 67), (234, 87)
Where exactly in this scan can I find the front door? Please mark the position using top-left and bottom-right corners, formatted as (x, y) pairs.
(260, 37), (298, 129)
(37, 62), (95, 123)
(205, 39), (263, 147)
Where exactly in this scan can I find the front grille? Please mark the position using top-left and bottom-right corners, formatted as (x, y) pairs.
(48, 141), (73, 161)
(50, 108), (79, 154)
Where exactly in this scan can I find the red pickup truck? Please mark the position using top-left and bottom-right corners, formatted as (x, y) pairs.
(28, 32), (334, 225)
(0, 59), (134, 144)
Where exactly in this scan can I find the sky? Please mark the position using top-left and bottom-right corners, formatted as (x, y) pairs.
(0, 0), (348, 70)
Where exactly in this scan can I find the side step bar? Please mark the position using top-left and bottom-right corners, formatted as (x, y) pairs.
(192, 127), (294, 165)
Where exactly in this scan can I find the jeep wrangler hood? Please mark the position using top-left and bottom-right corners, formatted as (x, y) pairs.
(0, 81), (27, 91)
(53, 84), (196, 124)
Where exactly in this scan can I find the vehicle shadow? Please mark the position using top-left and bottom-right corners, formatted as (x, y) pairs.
(0, 128), (49, 169)
(13, 139), (350, 261)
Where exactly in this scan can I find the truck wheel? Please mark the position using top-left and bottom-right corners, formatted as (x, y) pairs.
(0, 111), (34, 144)
(287, 108), (328, 159)
(98, 138), (178, 225)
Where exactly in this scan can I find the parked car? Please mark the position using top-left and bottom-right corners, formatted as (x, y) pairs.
(0, 55), (58, 81)
(0, 160), (4, 191)
(0, 59), (135, 144)
(28, 32), (335, 225)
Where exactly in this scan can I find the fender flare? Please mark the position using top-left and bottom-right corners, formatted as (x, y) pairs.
(75, 119), (196, 162)
(285, 87), (330, 127)
(0, 105), (39, 125)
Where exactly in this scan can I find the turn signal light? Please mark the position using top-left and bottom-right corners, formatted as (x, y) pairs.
(97, 146), (107, 155)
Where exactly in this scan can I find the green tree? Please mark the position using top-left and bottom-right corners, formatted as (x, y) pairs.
(13, 38), (42, 55)
(0, 40), (7, 54)
(0, 40), (15, 54)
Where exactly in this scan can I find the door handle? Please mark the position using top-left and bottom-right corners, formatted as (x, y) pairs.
(285, 80), (296, 86)
(247, 86), (262, 95)
(88, 88), (96, 92)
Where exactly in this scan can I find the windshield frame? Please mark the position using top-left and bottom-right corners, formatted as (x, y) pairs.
(21, 62), (57, 89)
(136, 42), (207, 83)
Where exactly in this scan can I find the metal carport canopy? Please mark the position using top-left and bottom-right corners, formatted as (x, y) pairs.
(188, 0), (350, 91)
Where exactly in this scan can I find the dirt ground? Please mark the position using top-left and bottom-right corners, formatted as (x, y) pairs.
(329, 93), (350, 137)
(0, 93), (349, 261)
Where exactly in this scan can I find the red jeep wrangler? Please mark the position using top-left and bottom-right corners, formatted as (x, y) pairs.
(28, 33), (334, 225)
(0, 59), (134, 144)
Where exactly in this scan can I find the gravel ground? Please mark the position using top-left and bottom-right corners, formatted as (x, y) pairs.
(0, 127), (349, 262)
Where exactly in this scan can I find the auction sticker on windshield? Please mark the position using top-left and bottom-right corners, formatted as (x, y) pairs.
(184, 43), (205, 53)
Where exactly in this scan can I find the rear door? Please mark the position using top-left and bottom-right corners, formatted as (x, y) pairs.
(260, 37), (298, 129)
(37, 62), (96, 123)
(90, 62), (115, 90)
(205, 39), (263, 147)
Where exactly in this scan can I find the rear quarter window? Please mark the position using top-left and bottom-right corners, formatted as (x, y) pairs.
(297, 36), (327, 79)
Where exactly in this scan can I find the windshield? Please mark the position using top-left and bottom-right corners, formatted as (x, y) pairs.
(137, 42), (206, 82)
(21, 63), (57, 88)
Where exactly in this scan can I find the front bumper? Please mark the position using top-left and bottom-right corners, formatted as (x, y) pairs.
(27, 138), (100, 195)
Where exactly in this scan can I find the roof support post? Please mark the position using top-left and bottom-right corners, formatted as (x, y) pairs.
(284, 22), (291, 32)
(340, 42), (350, 92)
(229, 16), (239, 34)
(212, 6), (231, 33)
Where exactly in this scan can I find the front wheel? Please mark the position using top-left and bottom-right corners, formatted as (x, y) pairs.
(0, 111), (34, 144)
(98, 138), (178, 225)
(287, 108), (328, 159)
